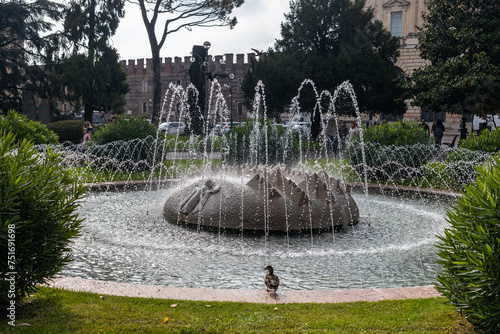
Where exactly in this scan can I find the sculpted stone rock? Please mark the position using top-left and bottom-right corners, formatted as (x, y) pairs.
(163, 165), (359, 231)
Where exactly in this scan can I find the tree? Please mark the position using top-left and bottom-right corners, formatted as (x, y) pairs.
(0, 0), (62, 115)
(132, 0), (244, 127)
(242, 0), (405, 137)
(407, 0), (500, 116)
(53, 0), (129, 122)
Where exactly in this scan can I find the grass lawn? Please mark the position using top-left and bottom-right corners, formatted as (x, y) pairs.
(1, 288), (474, 333)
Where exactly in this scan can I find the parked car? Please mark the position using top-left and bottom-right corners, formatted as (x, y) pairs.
(291, 122), (311, 139)
(213, 122), (244, 135)
(158, 121), (186, 135)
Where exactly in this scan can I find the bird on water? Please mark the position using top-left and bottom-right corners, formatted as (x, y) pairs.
(264, 265), (280, 293)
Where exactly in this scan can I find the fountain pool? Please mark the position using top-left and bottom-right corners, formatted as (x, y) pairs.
(64, 187), (454, 290)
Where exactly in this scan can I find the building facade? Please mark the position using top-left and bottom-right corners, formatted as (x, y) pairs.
(365, 0), (462, 125)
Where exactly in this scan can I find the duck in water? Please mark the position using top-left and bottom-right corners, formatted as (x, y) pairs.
(264, 266), (280, 293)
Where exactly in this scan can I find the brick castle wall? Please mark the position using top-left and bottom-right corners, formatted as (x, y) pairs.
(120, 53), (255, 122)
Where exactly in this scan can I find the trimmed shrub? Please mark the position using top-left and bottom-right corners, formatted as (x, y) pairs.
(445, 128), (500, 188)
(436, 155), (500, 332)
(90, 116), (157, 144)
(347, 120), (433, 180)
(0, 110), (58, 145)
(46, 120), (85, 144)
(222, 118), (299, 165)
(0, 132), (86, 311)
(459, 127), (500, 153)
(87, 116), (158, 170)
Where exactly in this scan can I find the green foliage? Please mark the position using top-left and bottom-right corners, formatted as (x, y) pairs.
(458, 128), (500, 153)
(91, 116), (156, 144)
(54, 0), (128, 121)
(0, 1), (62, 112)
(87, 116), (158, 170)
(223, 118), (299, 165)
(0, 110), (59, 145)
(46, 120), (85, 144)
(347, 121), (433, 180)
(408, 0), (500, 114)
(0, 132), (86, 312)
(242, 0), (405, 119)
(436, 155), (500, 332)
(445, 128), (500, 187)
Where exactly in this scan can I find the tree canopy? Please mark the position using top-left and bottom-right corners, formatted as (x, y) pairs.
(132, 0), (244, 128)
(242, 0), (405, 124)
(50, 0), (129, 121)
(0, 0), (62, 115)
(407, 0), (500, 115)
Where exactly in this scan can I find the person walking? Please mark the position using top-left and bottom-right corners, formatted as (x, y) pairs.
(81, 128), (91, 153)
(432, 119), (445, 149)
(420, 119), (430, 137)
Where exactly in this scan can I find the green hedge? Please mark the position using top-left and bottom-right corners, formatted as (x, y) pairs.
(459, 127), (500, 153)
(87, 116), (158, 170)
(445, 128), (500, 188)
(347, 121), (433, 180)
(0, 110), (58, 145)
(46, 120), (85, 144)
(0, 132), (86, 312)
(436, 155), (500, 332)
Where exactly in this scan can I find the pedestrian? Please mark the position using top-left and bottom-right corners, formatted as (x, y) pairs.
(420, 119), (430, 137)
(81, 128), (91, 153)
(83, 121), (94, 136)
(431, 119), (445, 149)
(348, 122), (357, 142)
(459, 116), (468, 143)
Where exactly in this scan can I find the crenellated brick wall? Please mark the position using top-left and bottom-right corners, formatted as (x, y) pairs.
(120, 53), (255, 122)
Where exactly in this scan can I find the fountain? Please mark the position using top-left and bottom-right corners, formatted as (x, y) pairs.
(163, 164), (359, 232)
(53, 79), (480, 292)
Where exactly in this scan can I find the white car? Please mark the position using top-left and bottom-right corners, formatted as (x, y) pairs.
(158, 122), (186, 135)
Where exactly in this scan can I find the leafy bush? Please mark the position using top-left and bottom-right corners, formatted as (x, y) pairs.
(91, 116), (157, 144)
(445, 148), (494, 188)
(0, 132), (86, 312)
(347, 121), (433, 180)
(436, 155), (500, 332)
(87, 116), (158, 170)
(46, 120), (85, 144)
(222, 118), (299, 165)
(459, 127), (500, 153)
(444, 128), (499, 188)
(0, 110), (58, 145)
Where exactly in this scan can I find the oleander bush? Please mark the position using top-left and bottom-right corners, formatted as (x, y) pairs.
(0, 110), (58, 145)
(0, 132), (86, 312)
(87, 116), (158, 170)
(46, 120), (85, 144)
(436, 155), (500, 332)
(347, 120), (433, 180)
(223, 118), (299, 165)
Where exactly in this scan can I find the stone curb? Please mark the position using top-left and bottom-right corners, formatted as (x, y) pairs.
(49, 276), (441, 304)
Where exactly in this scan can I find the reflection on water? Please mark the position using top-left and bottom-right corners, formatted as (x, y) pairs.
(65, 189), (453, 290)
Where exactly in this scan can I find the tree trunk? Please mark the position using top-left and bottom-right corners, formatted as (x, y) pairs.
(151, 46), (162, 127)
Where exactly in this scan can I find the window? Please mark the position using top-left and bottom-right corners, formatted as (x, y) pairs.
(142, 102), (147, 113)
(390, 11), (403, 37)
(237, 103), (243, 116)
(142, 81), (147, 92)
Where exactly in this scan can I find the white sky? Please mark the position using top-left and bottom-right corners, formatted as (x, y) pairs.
(110, 0), (291, 61)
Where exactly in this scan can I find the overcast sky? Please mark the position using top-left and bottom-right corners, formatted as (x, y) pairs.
(110, 0), (291, 61)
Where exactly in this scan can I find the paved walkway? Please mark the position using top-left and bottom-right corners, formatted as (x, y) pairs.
(50, 276), (441, 304)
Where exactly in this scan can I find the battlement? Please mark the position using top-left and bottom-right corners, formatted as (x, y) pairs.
(120, 53), (257, 76)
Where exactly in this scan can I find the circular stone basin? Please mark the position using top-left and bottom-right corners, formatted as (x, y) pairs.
(65, 188), (453, 290)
